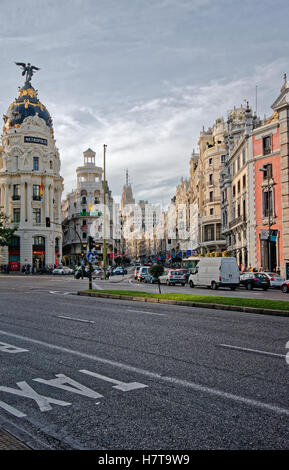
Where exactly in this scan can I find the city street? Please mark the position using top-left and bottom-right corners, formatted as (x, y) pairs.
(0, 274), (288, 449)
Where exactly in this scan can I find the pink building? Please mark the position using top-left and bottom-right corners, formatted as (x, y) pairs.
(252, 113), (283, 273)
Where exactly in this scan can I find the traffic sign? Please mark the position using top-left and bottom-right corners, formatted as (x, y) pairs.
(86, 252), (97, 263)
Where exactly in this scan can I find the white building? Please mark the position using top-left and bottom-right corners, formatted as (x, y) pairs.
(0, 70), (63, 271)
(61, 148), (115, 265)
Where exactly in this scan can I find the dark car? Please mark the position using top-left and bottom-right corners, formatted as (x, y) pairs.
(240, 272), (270, 290)
(176, 269), (190, 283)
(281, 280), (289, 293)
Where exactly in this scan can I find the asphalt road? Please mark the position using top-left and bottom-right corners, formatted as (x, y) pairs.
(0, 274), (288, 450)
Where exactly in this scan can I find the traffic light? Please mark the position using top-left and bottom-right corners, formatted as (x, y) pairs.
(88, 236), (93, 250)
(168, 238), (171, 245)
(46, 217), (50, 227)
(81, 251), (85, 258)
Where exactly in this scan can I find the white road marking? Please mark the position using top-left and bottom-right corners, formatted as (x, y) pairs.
(220, 344), (286, 358)
(127, 309), (166, 316)
(0, 329), (288, 417)
(0, 381), (71, 412)
(0, 342), (28, 354)
(34, 374), (103, 399)
(80, 369), (148, 392)
(57, 315), (94, 324)
(92, 283), (103, 290)
(0, 400), (26, 418)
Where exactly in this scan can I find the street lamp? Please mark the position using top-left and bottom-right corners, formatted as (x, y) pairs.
(259, 166), (272, 271)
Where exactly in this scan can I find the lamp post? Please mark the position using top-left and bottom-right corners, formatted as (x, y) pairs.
(259, 166), (272, 271)
(103, 144), (107, 280)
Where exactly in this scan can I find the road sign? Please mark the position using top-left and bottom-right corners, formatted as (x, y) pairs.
(86, 252), (96, 263)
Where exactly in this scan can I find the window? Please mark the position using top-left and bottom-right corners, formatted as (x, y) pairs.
(33, 185), (41, 201)
(237, 180), (241, 193)
(209, 158), (213, 166)
(243, 174), (246, 188)
(233, 185), (236, 197)
(242, 150), (246, 165)
(263, 136), (272, 155)
(33, 157), (39, 171)
(237, 156), (240, 171)
(81, 196), (87, 204)
(12, 184), (20, 200)
(243, 200), (246, 220)
(221, 155), (226, 163)
(33, 208), (41, 224)
(216, 224), (222, 240)
(13, 208), (20, 223)
(50, 160), (53, 170)
(210, 208), (214, 215)
(209, 174), (213, 185)
(262, 189), (274, 218)
(209, 191), (213, 202)
(237, 203), (241, 218)
(204, 224), (214, 241)
(262, 163), (273, 180)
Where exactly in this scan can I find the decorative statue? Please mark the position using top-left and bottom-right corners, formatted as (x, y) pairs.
(15, 62), (40, 84)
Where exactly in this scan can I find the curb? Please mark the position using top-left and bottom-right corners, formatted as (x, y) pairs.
(0, 428), (30, 450)
(78, 291), (289, 317)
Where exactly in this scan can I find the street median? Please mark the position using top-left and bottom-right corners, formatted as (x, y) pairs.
(77, 290), (289, 317)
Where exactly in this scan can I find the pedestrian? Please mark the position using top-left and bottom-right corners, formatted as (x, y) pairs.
(26, 264), (30, 275)
(6, 264), (9, 275)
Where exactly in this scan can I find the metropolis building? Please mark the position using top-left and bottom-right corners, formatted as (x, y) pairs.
(0, 65), (63, 270)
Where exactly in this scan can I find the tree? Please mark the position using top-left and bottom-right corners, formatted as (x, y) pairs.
(0, 212), (17, 247)
(149, 264), (164, 294)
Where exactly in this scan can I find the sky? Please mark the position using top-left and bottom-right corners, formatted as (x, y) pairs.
(1, 0), (289, 205)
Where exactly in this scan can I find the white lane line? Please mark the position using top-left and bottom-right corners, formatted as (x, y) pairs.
(92, 283), (103, 290)
(220, 344), (286, 358)
(0, 329), (289, 417)
(127, 309), (166, 317)
(57, 315), (95, 324)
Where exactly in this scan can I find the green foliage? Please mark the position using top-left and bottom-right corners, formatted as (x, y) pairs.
(0, 212), (17, 247)
(149, 264), (164, 278)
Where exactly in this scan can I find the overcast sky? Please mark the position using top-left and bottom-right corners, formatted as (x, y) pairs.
(1, 0), (289, 205)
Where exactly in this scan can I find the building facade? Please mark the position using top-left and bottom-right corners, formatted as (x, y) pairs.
(0, 71), (63, 270)
(61, 148), (114, 265)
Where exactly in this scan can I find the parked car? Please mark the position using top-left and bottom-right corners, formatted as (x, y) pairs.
(281, 280), (289, 293)
(134, 266), (140, 279)
(259, 272), (285, 288)
(53, 266), (73, 275)
(188, 257), (240, 290)
(143, 273), (159, 284)
(239, 272), (270, 290)
(176, 269), (190, 283)
(137, 266), (150, 282)
(112, 266), (127, 275)
(159, 270), (186, 286)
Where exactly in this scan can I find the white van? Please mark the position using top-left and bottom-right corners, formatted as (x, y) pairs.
(188, 257), (240, 290)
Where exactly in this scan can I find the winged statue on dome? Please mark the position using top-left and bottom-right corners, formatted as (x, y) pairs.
(15, 62), (40, 84)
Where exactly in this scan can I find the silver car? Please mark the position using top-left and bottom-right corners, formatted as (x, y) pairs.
(159, 270), (186, 286)
(260, 272), (285, 288)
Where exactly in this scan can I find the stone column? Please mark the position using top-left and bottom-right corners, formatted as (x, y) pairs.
(27, 183), (32, 223)
(20, 181), (25, 225)
(49, 185), (54, 223)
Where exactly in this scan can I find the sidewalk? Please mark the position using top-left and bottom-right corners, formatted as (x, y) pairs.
(0, 428), (30, 450)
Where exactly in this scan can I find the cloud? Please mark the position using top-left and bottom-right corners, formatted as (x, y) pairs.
(47, 58), (288, 206)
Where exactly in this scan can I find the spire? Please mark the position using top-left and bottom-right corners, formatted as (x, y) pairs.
(126, 168), (129, 186)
